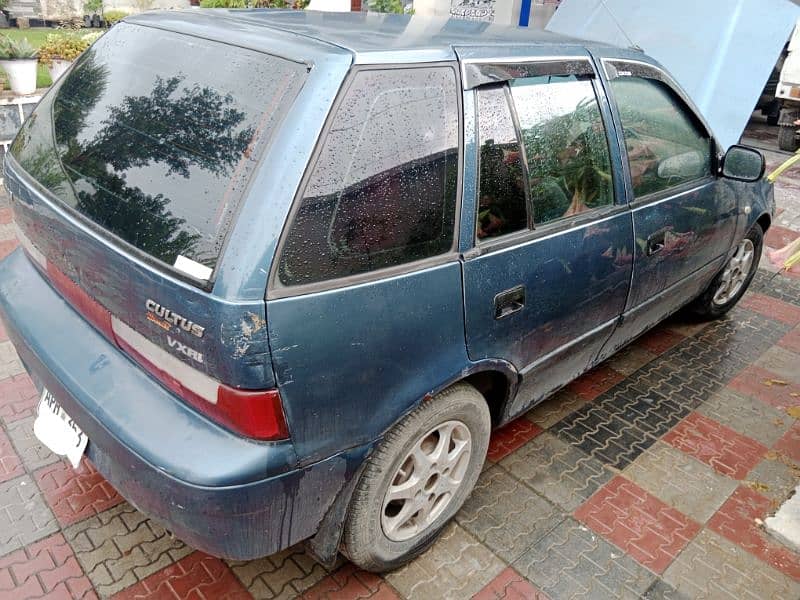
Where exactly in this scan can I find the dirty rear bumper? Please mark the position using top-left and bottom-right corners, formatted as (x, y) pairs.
(0, 249), (368, 560)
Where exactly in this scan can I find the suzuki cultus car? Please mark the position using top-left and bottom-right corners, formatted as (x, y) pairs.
(0, 10), (772, 571)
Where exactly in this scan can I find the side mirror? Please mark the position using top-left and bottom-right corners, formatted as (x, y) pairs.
(657, 150), (706, 180)
(722, 145), (765, 182)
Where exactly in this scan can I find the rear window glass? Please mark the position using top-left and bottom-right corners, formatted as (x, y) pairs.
(10, 24), (305, 281)
(278, 67), (459, 287)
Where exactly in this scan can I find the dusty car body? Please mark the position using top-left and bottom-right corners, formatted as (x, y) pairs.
(0, 10), (772, 570)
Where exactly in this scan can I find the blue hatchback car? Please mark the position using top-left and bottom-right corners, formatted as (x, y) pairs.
(0, 10), (773, 571)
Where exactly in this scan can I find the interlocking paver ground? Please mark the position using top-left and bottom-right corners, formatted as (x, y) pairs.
(574, 476), (701, 574)
(708, 486), (800, 580)
(0, 475), (59, 556)
(6, 415), (60, 472)
(384, 523), (504, 600)
(64, 502), (192, 596)
(456, 466), (564, 562)
(662, 412), (767, 480)
(0, 125), (799, 598)
(746, 454), (800, 504)
(663, 529), (800, 599)
(500, 431), (613, 512)
(227, 546), (330, 599)
(696, 388), (792, 447)
(622, 441), (737, 523)
(0, 532), (97, 599)
(513, 517), (654, 599)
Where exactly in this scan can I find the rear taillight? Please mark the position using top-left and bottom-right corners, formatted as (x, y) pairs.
(112, 317), (289, 441)
(21, 240), (288, 441)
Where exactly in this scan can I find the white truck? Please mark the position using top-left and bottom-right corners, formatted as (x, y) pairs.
(777, 20), (800, 151)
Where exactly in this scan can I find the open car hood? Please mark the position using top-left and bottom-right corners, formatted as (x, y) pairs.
(547, 0), (800, 149)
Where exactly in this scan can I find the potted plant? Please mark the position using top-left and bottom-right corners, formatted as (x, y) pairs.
(0, 36), (38, 95)
(84, 0), (103, 28)
(38, 33), (94, 82)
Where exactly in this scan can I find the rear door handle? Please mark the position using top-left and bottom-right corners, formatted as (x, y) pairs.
(494, 285), (525, 319)
(647, 230), (666, 255)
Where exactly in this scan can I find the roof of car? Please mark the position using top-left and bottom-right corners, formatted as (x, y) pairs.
(128, 9), (614, 63)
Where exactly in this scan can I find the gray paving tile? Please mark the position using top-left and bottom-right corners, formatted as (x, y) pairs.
(501, 432), (613, 512)
(385, 522), (504, 600)
(622, 441), (738, 523)
(746, 454), (800, 504)
(0, 474), (58, 556)
(457, 466), (564, 562)
(755, 346), (800, 385)
(697, 388), (793, 447)
(663, 529), (800, 599)
(513, 517), (654, 600)
(6, 415), (59, 472)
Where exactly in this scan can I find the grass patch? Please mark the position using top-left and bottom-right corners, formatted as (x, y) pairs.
(0, 28), (52, 89)
(1, 27), (53, 48)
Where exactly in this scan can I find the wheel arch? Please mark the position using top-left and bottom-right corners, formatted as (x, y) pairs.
(304, 359), (519, 565)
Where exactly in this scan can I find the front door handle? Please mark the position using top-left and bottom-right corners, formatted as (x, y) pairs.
(494, 285), (525, 319)
(647, 230), (666, 255)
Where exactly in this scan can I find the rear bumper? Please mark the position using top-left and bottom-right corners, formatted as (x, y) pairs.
(0, 249), (367, 559)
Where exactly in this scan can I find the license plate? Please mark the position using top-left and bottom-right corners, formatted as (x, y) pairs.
(33, 388), (87, 469)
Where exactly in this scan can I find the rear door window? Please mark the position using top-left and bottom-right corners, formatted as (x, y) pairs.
(476, 85), (528, 240)
(509, 75), (614, 225)
(11, 23), (306, 282)
(278, 66), (460, 287)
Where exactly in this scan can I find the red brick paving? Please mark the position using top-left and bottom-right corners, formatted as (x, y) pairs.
(34, 459), (123, 527)
(729, 365), (800, 409)
(566, 365), (625, 401)
(0, 426), (23, 484)
(0, 373), (39, 423)
(0, 532), (97, 599)
(773, 422), (800, 463)
(302, 564), (400, 600)
(0, 239), (18, 261)
(777, 326), (800, 354)
(662, 412), (767, 480)
(634, 327), (685, 356)
(486, 418), (543, 462)
(474, 567), (549, 599)
(0, 207), (12, 225)
(740, 293), (800, 326)
(574, 476), (701, 574)
(112, 552), (250, 600)
(765, 224), (800, 249)
(0, 319), (7, 343)
(708, 486), (800, 581)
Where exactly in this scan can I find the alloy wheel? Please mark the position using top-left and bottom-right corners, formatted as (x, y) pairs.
(713, 238), (755, 306)
(380, 420), (472, 542)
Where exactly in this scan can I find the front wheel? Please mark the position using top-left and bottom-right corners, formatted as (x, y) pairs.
(342, 383), (490, 572)
(691, 224), (763, 320)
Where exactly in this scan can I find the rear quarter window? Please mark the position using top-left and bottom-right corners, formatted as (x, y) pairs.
(10, 23), (306, 282)
(277, 66), (460, 288)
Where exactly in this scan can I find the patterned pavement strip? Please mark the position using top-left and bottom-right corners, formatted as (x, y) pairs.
(0, 176), (799, 597)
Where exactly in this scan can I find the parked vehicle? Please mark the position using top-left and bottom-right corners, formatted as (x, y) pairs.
(777, 20), (800, 150)
(0, 11), (772, 572)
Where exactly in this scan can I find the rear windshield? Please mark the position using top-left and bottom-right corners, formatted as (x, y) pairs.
(10, 23), (306, 281)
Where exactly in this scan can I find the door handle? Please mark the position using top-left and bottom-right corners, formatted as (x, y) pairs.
(494, 285), (525, 319)
(646, 230), (666, 255)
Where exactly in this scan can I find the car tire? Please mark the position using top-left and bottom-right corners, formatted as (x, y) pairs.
(342, 383), (491, 573)
(690, 224), (763, 320)
(778, 124), (799, 152)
